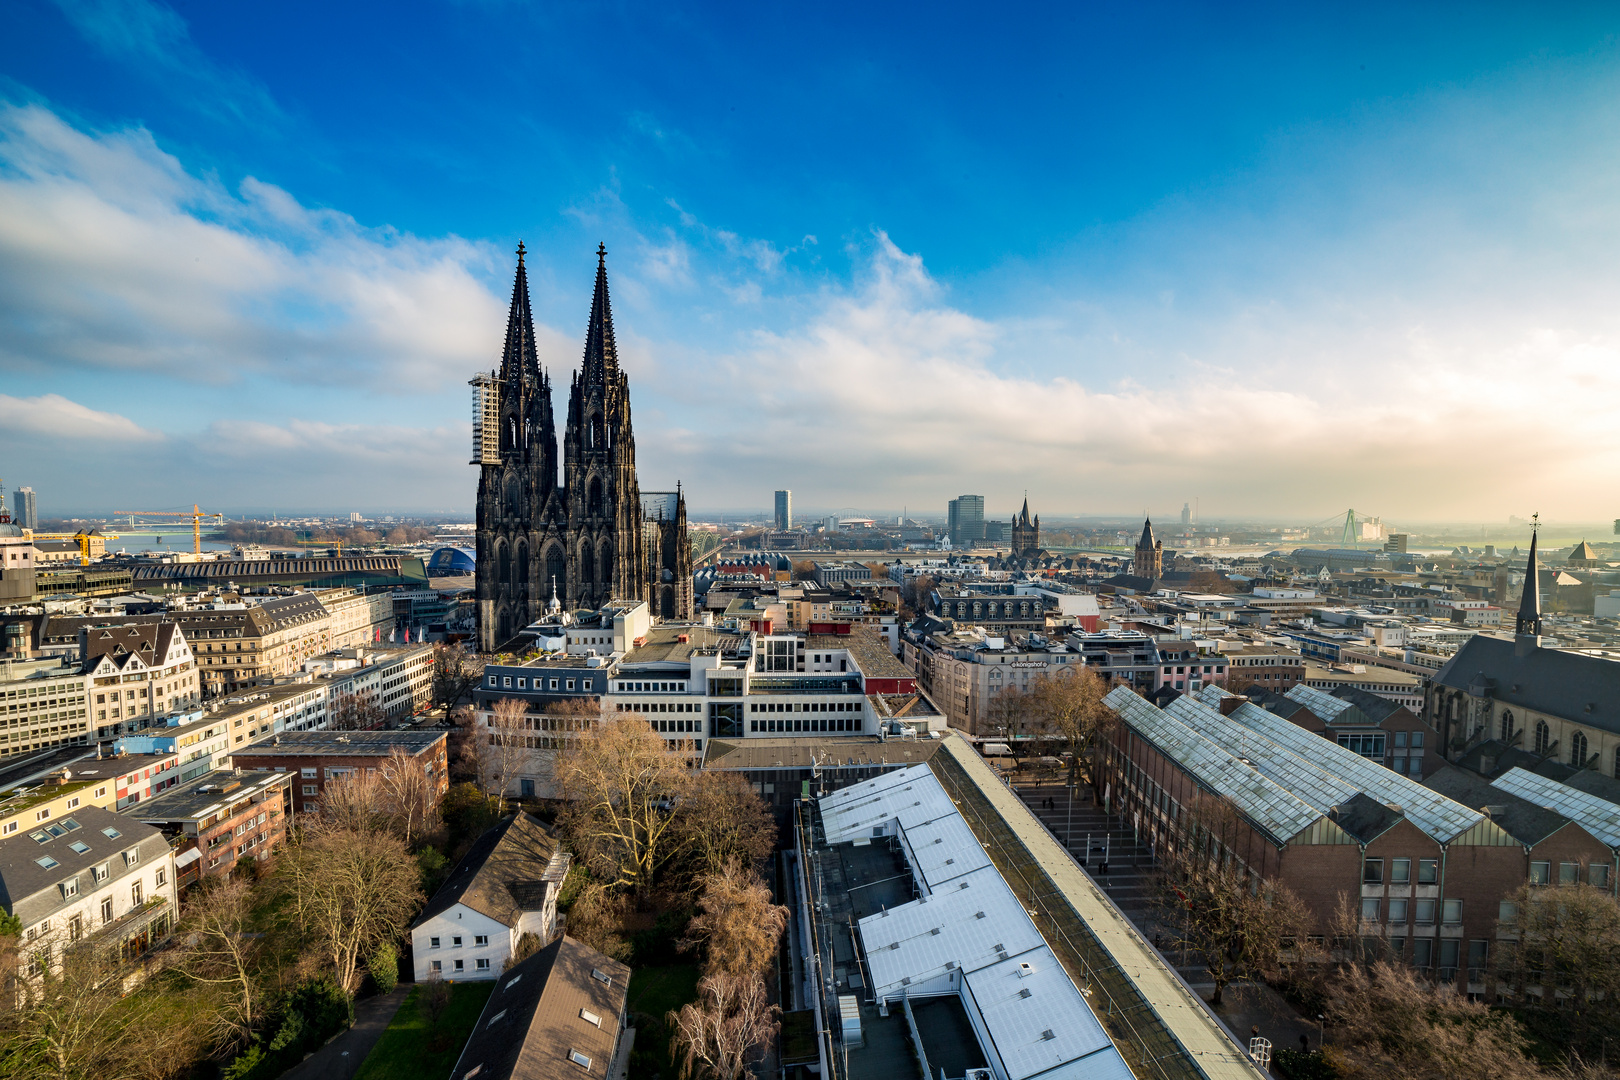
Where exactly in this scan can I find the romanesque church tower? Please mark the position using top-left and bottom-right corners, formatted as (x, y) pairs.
(473, 245), (691, 651)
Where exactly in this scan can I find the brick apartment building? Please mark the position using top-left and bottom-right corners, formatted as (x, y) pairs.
(229, 730), (448, 815)
(1098, 685), (1524, 990)
(130, 768), (293, 886)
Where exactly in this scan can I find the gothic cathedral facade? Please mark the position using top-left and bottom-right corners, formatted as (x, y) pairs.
(473, 245), (692, 651)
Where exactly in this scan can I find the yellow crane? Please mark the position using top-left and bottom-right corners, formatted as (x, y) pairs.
(113, 505), (224, 555)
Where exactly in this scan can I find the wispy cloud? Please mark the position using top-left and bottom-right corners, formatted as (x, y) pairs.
(0, 392), (162, 442)
(50, 0), (284, 128)
(0, 103), (511, 391)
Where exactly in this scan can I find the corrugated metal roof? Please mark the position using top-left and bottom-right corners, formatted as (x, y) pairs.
(1195, 686), (1489, 844)
(1491, 767), (1620, 848)
(858, 866), (1044, 998)
(900, 812), (993, 889)
(1283, 682), (1356, 721)
(1104, 686), (1328, 845)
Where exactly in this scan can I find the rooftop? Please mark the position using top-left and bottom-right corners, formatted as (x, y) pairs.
(128, 768), (291, 823)
(449, 936), (630, 1080)
(231, 729), (447, 759)
(619, 624), (743, 667)
(415, 813), (564, 929)
(703, 735), (942, 771)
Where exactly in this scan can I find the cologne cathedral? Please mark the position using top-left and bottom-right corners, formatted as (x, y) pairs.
(472, 244), (692, 651)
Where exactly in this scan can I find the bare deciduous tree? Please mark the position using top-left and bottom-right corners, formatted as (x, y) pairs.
(1326, 961), (1542, 1080)
(1496, 881), (1620, 1040)
(0, 933), (210, 1080)
(1154, 796), (1311, 1006)
(278, 820), (422, 993)
(669, 972), (780, 1080)
(376, 746), (442, 848)
(328, 690), (386, 731)
(682, 861), (787, 980)
(431, 642), (481, 709)
(485, 697), (532, 807)
(1022, 667), (1113, 783)
(555, 716), (693, 893)
(675, 772), (777, 881)
(176, 878), (267, 1054)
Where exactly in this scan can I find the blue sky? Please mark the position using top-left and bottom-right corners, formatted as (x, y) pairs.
(3, 2), (1620, 524)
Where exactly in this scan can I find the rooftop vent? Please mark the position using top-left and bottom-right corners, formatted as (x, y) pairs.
(1018, 962), (1035, 978)
(1040, 1029), (1056, 1041)
(1018, 988), (1032, 999)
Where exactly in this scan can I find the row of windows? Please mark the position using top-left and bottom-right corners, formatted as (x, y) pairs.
(1363, 858), (1439, 885)
(1359, 897), (1460, 924)
(491, 674), (591, 692)
(429, 934), (489, 948)
(751, 717), (859, 733)
(749, 701), (859, 714)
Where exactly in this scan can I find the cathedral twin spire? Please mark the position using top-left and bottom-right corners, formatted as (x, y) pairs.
(499, 241), (543, 385)
(581, 242), (620, 387)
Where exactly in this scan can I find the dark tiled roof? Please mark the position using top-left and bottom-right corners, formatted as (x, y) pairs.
(1423, 764), (1574, 846)
(0, 805), (167, 915)
(414, 813), (558, 929)
(1434, 636), (1620, 736)
(1333, 792), (1403, 844)
(450, 936), (630, 1080)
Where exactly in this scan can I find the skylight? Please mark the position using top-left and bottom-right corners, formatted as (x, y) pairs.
(69, 841), (90, 854)
(101, 826), (122, 839)
(35, 855), (58, 870)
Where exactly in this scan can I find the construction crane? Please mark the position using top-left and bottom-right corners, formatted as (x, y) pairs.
(113, 505), (224, 555)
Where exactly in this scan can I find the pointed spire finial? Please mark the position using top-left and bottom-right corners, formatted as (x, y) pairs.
(517, 240), (526, 263)
(1516, 513), (1543, 638)
(597, 242), (606, 266)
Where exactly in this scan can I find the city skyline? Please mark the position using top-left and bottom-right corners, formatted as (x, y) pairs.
(4, 4), (1620, 517)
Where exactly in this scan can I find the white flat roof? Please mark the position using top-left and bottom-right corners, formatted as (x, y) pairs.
(858, 866), (1044, 999)
(964, 948), (1133, 1080)
(821, 766), (1133, 1080)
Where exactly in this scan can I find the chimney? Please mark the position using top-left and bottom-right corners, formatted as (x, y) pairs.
(1219, 696), (1248, 717)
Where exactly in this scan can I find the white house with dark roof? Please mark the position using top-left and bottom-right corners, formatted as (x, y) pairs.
(410, 812), (569, 982)
(0, 803), (177, 977)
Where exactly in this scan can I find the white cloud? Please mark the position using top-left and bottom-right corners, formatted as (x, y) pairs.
(0, 103), (507, 391)
(0, 393), (162, 442)
(639, 232), (1620, 522)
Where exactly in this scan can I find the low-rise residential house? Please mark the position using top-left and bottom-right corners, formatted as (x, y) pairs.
(229, 729), (448, 815)
(128, 768), (293, 887)
(410, 813), (569, 982)
(449, 937), (631, 1080)
(0, 805), (177, 975)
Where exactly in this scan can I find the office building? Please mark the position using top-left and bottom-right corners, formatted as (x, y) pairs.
(128, 768), (293, 886)
(229, 729), (449, 815)
(775, 489), (793, 530)
(0, 805), (178, 976)
(946, 494), (985, 547)
(15, 488), (36, 532)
